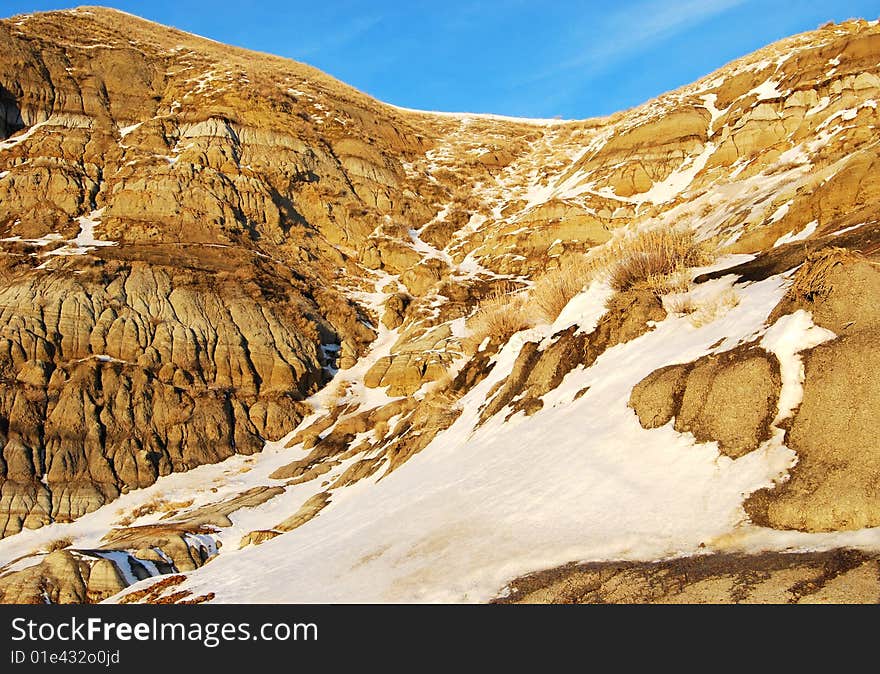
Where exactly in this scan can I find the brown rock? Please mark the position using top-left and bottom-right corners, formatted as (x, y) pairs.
(0, 550), (89, 604)
(239, 530), (281, 548)
(276, 492), (330, 532)
(381, 293), (411, 329)
(630, 345), (781, 458)
(745, 251), (880, 531)
(482, 290), (666, 424)
(85, 558), (127, 603)
(495, 549), (880, 604)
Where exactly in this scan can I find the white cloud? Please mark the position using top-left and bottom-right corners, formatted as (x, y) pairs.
(527, 0), (752, 82)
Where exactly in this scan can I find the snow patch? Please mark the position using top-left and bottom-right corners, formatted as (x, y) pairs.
(773, 220), (819, 247)
(44, 209), (118, 257)
(768, 200), (792, 224)
(136, 275), (813, 603)
(388, 104), (570, 127)
(636, 142), (716, 205)
(805, 96), (831, 117)
(748, 79), (783, 102)
(93, 551), (150, 586)
(833, 222), (865, 236)
(760, 310), (836, 422)
(548, 281), (614, 335)
(0, 121), (48, 151)
(1, 232), (64, 247)
(700, 93), (729, 136)
(118, 122), (142, 138)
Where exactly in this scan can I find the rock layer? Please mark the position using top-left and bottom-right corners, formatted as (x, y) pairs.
(496, 549), (880, 604)
(0, 260), (318, 536)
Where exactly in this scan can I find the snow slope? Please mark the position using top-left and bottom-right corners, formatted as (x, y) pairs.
(112, 262), (880, 603)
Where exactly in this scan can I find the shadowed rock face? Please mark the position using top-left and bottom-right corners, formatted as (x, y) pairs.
(0, 0), (523, 539)
(0, 257), (331, 536)
(495, 549), (880, 604)
(0, 8), (428, 537)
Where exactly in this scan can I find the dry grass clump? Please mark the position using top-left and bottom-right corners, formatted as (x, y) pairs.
(786, 247), (854, 302)
(44, 537), (73, 552)
(605, 228), (715, 293)
(116, 502), (160, 527)
(688, 289), (740, 327)
(372, 419), (389, 443)
(463, 229), (716, 349)
(420, 386), (462, 429)
(119, 575), (186, 605)
(665, 288), (741, 327)
(465, 283), (535, 352)
(637, 266), (694, 297)
(115, 497), (194, 526)
(325, 378), (351, 408)
(531, 253), (593, 322)
(664, 295), (698, 316)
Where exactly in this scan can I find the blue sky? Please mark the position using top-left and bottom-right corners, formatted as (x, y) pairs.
(3, 1), (879, 118)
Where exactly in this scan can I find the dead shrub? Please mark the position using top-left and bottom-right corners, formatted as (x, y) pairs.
(666, 289), (741, 327)
(115, 497), (191, 526)
(531, 253), (593, 322)
(606, 228), (715, 293)
(326, 378), (351, 407)
(688, 289), (740, 327)
(465, 283), (535, 352)
(637, 266), (694, 296)
(665, 295), (698, 316)
(372, 419), (389, 443)
(45, 537), (73, 552)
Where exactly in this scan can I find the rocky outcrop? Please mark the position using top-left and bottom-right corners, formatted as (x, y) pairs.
(745, 250), (880, 531)
(629, 345), (781, 458)
(84, 558), (128, 603)
(631, 247), (880, 530)
(0, 517), (227, 603)
(0, 550), (92, 604)
(0, 7), (504, 539)
(2, 8), (880, 605)
(0, 261), (318, 537)
(238, 529), (280, 548)
(381, 293), (411, 329)
(100, 527), (216, 572)
(480, 290), (666, 423)
(364, 323), (464, 395)
(496, 549), (880, 604)
(162, 486), (285, 529)
(275, 492), (331, 532)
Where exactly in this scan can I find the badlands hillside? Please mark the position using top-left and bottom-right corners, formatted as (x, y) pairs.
(0, 7), (879, 603)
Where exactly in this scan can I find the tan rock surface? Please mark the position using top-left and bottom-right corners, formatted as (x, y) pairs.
(496, 549), (880, 604)
(0, 550), (91, 604)
(630, 345), (781, 458)
(745, 251), (880, 531)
